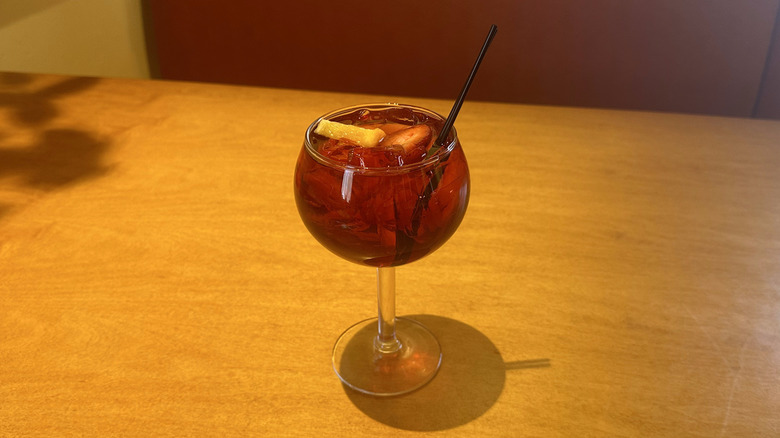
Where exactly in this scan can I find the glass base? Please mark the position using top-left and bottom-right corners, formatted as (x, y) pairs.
(333, 317), (442, 397)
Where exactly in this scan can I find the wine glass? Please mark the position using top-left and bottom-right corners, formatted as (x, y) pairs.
(294, 103), (470, 396)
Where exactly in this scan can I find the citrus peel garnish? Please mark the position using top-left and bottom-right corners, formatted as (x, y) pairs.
(314, 119), (385, 148)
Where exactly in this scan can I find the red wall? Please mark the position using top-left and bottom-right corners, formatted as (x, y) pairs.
(754, 4), (780, 118)
(145, 0), (780, 119)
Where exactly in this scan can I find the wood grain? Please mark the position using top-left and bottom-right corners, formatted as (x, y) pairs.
(1, 72), (780, 437)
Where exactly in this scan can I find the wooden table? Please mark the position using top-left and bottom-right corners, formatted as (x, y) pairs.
(2, 72), (779, 437)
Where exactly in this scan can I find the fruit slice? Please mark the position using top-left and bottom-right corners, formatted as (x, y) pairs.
(379, 125), (433, 152)
(382, 125), (433, 152)
(376, 123), (409, 136)
(314, 119), (386, 148)
(379, 125), (433, 164)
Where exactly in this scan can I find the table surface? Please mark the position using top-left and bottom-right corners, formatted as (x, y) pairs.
(1, 72), (779, 437)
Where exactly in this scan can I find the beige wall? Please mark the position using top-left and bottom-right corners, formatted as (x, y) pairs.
(0, 0), (149, 78)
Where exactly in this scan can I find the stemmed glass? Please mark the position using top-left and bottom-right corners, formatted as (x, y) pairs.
(294, 103), (470, 396)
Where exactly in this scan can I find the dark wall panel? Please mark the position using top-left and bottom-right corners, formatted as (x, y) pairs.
(754, 4), (780, 119)
(146, 0), (779, 118)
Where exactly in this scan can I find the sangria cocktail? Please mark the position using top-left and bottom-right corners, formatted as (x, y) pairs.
(294, 103), (470, 395)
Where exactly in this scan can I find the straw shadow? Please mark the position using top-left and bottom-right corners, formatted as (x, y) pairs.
(342, 315), (549, 431)
(505, 358), (552, 370)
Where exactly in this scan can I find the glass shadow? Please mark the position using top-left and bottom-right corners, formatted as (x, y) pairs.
(342, 314), (506, 431)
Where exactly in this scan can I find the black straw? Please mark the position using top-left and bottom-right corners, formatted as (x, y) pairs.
(436, 24), (498, 146)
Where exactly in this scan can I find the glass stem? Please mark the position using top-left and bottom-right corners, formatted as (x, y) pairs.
(375, 266), (402, 354)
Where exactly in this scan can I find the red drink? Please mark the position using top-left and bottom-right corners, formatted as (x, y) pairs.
(294, 104), (470, 267)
